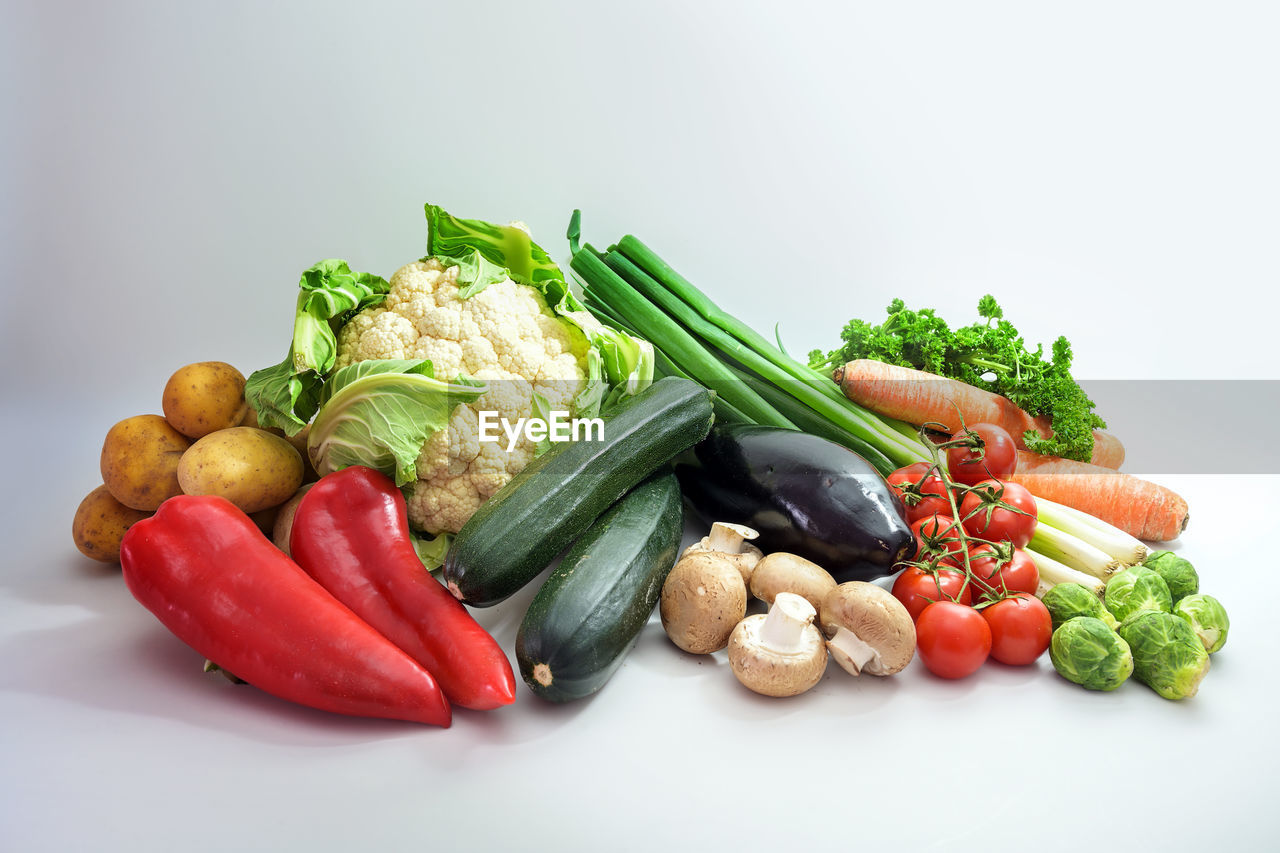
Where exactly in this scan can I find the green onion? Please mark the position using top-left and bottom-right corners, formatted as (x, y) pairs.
(1028, 548), (1106, 597)
(572, 247), (793, 429)
(581, 244), (928, 469)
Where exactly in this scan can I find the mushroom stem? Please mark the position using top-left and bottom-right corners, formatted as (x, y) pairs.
(707, 522), (756, 554)
(758, 592), (817, 652)
(826, 626), (881, 675)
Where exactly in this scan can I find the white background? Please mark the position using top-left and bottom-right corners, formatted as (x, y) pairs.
(3, 1), (1278, 850)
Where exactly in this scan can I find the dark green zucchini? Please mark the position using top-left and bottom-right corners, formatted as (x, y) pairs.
(444, 377), (713, 607)
(516, 471), (683, 702)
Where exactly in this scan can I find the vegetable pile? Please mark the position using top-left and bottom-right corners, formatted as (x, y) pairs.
(71, 202), (1231, 727)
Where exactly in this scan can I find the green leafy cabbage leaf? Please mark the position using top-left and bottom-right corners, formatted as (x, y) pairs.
(246, 260), (390, 434)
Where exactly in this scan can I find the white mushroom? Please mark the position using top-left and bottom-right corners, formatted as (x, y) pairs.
(660, 552), (748, 654)
(727, 592), (828, 697)
(818, 582), (916, 677)
(748, 552), (838, 612)
(681, 522), (763, 584)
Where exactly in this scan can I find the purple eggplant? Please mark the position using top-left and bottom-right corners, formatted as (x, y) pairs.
(676, 424), (915, 583)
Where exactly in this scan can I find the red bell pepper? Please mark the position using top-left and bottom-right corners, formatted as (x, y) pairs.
(120, 495), (452, 727)
(290, 466), (517, 711)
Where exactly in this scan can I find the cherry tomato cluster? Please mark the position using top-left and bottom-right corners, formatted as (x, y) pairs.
(887, 423), (1053, 679)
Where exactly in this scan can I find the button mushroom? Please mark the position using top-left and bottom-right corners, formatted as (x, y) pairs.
(818, 582), (916, 677)
(727, 592), (828, 697)
(660, 551), (748, 654)
(748, 552), (838, 612)
(681, 522), (763, 584)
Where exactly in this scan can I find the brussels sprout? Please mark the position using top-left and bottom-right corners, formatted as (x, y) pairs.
(1174, 594), (1229, 653)
(1142, 551), (1199, 604)
(1041, 583), (1118, 630)
(1117, 611), (1210, 700)
(1104, 567), (1172, 623)
(1049, 617), (1133, 691)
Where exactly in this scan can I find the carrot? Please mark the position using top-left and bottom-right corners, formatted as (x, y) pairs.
(1011, 450), (1189, 542)
(833, 359), (1123, 468)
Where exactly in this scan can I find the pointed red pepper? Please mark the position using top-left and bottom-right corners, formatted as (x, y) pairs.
(290, 466), (517, 711)
(120, 495), (452, 726)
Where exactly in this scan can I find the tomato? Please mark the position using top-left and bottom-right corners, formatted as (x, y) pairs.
(981, 594), (1052, 665)
(892, 566), (973, 622)
(886, 463), (952, 522)
(966, 544), (1039, 599)
(959, 479), (1038, 549)
(946, 423), (1018, 485)
(910, 513), (966, 560)
(915, 601), (991, 679)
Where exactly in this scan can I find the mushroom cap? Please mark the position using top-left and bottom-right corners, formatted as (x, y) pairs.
(727, 594), (829, 697)
(660, 551), (748, 654)
(749, 551), (838, 611)
(819, 582), (916, 676)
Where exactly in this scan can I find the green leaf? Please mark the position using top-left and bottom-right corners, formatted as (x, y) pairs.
(244, 259), (389, 436)
(308, 359), (486, 486)
(244, 358), (324, 435)
(412, 531), (452, 572)
(293, 259), (390, 375)
(424, 203), (563, 296)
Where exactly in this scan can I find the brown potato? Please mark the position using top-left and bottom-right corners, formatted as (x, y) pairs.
(72, 484), (152, 562)
(271, 483), (315, 556)
(101, 414), (192, 510)
(162, 361), (249, 439)
(177, 426), (304, 513)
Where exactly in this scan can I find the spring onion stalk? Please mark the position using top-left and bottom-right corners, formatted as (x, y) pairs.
(1024, 548), (1105, 594)
(576, 245), (929, 469)
(584, 289), (755, 426)
(1030, 523), (1122, 580)
(721, 363), (895, 471)
(1035, 497), (1150, 566)
(615, 235), (849, 399)
(612, 237), (930, 460)
(571, 248), (793, 428)
(1029, 548), (1106, 597)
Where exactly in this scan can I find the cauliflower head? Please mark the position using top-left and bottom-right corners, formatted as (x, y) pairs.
(334, 259), (589, 535)
(244, 204), (654, 554)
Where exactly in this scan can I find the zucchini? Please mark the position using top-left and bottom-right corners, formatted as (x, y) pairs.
(516, 471), (683, 702)
(443, 377), (713, 607)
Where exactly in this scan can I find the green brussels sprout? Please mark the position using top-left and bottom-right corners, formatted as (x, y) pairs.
(1117, 611), (1211, 700)
(1049, 617), (1133, 691)
(1041, 583), (1118, 630)
(1174, 594), (1229, 653)
(1142, 551), (1199, 604)
(1104, 567), (1172, 623)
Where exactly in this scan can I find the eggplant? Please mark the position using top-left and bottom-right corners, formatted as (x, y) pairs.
(675, 424), (915, 583)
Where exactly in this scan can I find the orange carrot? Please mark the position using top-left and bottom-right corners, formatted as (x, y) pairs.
(1011, 450), (1189, 542)
(833, 359), (1123, 468)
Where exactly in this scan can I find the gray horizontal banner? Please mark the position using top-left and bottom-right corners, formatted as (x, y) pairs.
(383, 377), (1280, 475)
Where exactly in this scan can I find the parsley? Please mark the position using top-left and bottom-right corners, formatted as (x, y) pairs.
(808, 296), (1105, 461)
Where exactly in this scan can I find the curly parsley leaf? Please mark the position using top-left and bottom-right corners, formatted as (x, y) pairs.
(808, 296), (1105, 461)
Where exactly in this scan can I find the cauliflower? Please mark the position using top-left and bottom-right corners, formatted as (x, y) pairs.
(245, 205), (653, 555)
(333, 259), (589, 534)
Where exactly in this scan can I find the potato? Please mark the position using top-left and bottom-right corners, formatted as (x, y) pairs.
(162, 361), (249, 439)
(101, 414), (192, 510)
(72, 484), (152, 562)
(177, 426), (304, 513)
(271, 483), (315, 556)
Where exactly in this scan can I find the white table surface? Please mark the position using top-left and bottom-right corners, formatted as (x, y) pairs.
(3, 3), (1278, 851)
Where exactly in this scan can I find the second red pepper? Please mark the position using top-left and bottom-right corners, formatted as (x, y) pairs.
(290, 466), (517, 711)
